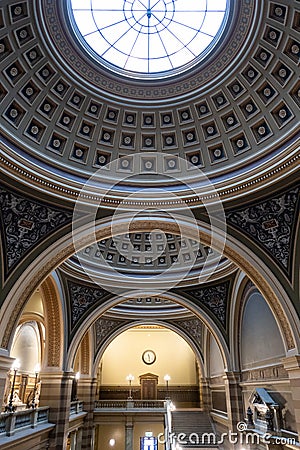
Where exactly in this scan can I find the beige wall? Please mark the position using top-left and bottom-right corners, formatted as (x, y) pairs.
(23, 290), (44, 316)
(100, 327), (197, 385)
(96, 423), (125, 450)
(96, 421), (164, 450)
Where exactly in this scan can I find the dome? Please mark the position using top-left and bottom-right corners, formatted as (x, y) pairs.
(0, 0), (298, 207)
(68, 0), (229, 79)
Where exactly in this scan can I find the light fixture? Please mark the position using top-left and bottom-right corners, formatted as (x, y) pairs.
(31, 363), (41, 408)
(164, 374), (171, 399)
(126, 374), (134, 400)
(5, 359), (21, 412)
(109, 438), (115, 446)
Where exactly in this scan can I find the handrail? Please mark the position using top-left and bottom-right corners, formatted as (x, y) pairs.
(0, 406), (50, 437)
(94, 399), (166, 410)
(70, 400), (84, 416)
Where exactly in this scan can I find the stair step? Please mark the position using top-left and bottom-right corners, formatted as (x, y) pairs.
(171, 410), (218, 448)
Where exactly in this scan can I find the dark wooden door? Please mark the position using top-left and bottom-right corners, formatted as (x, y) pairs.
(141, 378), (157, 400)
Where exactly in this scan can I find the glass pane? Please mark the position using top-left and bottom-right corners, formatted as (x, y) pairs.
(69, 0), (228, 76)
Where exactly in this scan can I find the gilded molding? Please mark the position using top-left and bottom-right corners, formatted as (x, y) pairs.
(40, 278), (63, 368)
(80, 333), (90, 375)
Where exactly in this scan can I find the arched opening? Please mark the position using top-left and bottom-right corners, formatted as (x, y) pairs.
(1, 215), (298, 362)
(239, 288), (298, 435)
(4, 289), (44, 411)
(93, 323), (213, 450)
(97, 325), (200, 405)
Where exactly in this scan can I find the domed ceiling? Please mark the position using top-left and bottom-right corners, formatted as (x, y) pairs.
(0, 0), (299, 204)
(64, 231), (234, 282)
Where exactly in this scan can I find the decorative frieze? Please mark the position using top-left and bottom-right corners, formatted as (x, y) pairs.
(226, 186), (299, 275)
(0, 185), (72, 277)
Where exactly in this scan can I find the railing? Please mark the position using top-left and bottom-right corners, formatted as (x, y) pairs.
(95, 399), (166, 410)
(70, 401), (84, 416)
(0, 406), (50, 437)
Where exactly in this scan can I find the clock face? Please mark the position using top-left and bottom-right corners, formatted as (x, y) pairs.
(142, 350), (156, 365)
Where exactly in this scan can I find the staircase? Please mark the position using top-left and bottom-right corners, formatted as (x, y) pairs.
(171, 410), (219, 448)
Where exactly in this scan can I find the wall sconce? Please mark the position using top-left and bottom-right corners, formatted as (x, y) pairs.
(126, 374), (134, 400)
(109, 438), (116, 446)
(164, 374), (171, 399)
(31, 363), (40, 409)
(5, 359), (21, 412)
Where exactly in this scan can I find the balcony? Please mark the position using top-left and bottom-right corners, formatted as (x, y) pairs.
(94, 399), (167, 412)
(69, 401), (84, 416)
(0, 406), (54, 438)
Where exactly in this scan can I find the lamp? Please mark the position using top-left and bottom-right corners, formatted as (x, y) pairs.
(126, 374), (134, 399)
(5, 359), (21, 412)
(71, 371), (80, 401)
(164, 374), (171, 399)
(31, 363), (40, 409)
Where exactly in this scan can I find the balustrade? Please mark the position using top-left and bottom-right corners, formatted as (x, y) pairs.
(0, 406), (50, 437)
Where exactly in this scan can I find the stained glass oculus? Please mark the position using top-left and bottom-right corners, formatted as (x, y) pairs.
(69, 0), (228, 77)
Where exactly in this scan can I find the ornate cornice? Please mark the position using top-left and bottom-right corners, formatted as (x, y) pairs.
(0, 140), (299, 207)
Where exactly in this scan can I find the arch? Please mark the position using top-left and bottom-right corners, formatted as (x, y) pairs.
(39, 275), (64, 369)
(11, 321), (42, 374)
(229, 271), (253, 371)
(0, 214), (298, 360)
(239, 287), (286, 369)
(66, 288), (231, 373)
(91, 319), (205, 380)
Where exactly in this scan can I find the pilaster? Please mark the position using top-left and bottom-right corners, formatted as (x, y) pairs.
(223, 371), (244, 431)
(125, 416), (134, 450)
(77, 376), (97, 450)
(39, 371), (73, 450)
(200, 377), (212, 411)
(282, 355), (300, 441)
(0, 354), (15, 410)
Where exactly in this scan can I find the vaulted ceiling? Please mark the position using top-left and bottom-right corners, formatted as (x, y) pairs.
(0, 0), (299, 357)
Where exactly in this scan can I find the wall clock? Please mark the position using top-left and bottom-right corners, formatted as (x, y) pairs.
(142, 350), (156, 365)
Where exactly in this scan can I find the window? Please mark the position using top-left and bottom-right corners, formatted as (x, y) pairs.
(68, 0), (228, 78)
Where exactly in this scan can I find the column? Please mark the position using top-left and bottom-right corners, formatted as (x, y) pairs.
(76, 428), (83, 450)
(125, 417), (134, 450)
(39, 370), (74, 450)
(0, 354), (15, 409)
(19, 374), (28, 404)
(283, 355), (300, 441)
(77, 376), (97, 450)
(70, 431), (77, 450)
(200, 377), (212, 411)
(223, 372), (244, 431)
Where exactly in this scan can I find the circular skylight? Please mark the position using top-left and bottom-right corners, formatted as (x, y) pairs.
(68, 0), (228, 78)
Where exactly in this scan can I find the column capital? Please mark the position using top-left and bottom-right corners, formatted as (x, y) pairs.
(40, 370), (75, 382)
(0, 355), (15, 372)
(282, 355), (300, 371)
(223, 371), (241, 383)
